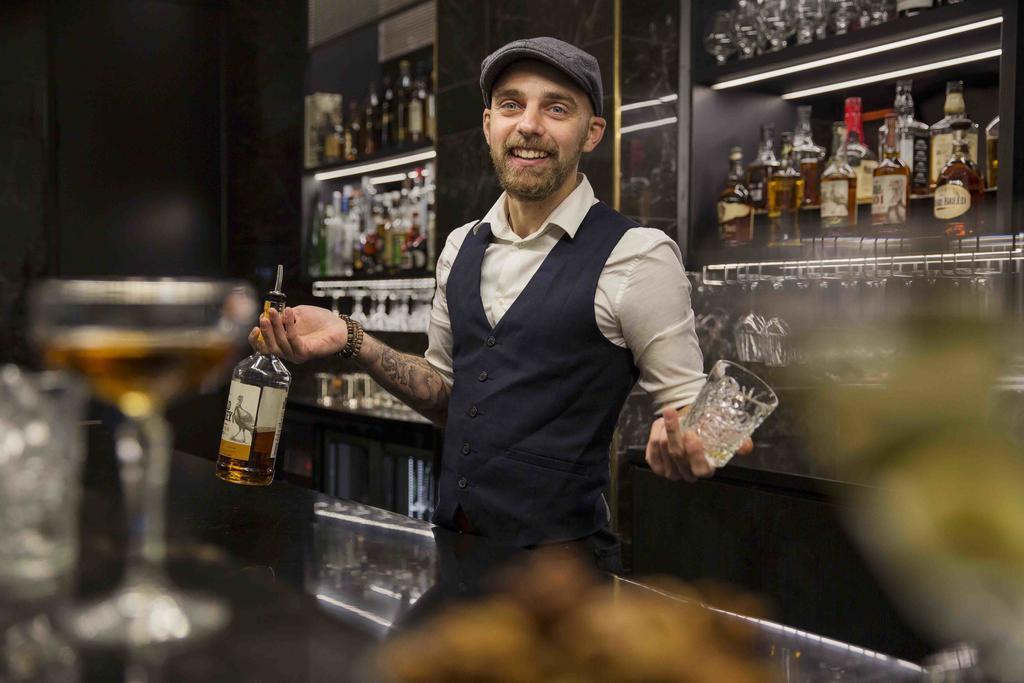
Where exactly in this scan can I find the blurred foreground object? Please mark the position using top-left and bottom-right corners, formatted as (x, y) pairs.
(808, 316), (1024, 681)
(379, 549), (775, 683)
(0, 366), (85, 602)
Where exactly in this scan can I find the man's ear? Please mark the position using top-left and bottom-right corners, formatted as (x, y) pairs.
(482, 107), (491, 146)
(582, 116), (606, 152)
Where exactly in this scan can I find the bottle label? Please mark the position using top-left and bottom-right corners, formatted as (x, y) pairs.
(872, 175), (908, 225)
(934, 184), (971, 220)
(854, 160), (877, 203)
(931, 132), (979, 184)
(897, 0), (933, 10)
(718, 201), (751, 225)
(911, 135), (930, 191)
(821, 179), (851, 218)
(219, 379), (288, 463)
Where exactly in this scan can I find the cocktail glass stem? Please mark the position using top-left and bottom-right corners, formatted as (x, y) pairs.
(117, 415), (170, 588)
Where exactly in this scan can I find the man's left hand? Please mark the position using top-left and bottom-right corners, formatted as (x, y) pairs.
(645, 406), (753, 482)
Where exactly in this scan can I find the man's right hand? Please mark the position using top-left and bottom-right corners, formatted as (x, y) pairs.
(248, 305), (348, 363)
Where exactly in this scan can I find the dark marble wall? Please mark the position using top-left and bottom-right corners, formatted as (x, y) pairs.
(434, 0), (615, 244)
(0, 1), (50, 366)
(222, 0), (309, 306)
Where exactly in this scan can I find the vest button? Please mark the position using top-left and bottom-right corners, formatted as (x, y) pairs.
(486, 336), (496, 347)
(461, 443), (470, 455)
(468, 405), (478, 417)
(457, 477), (468, 489)
(478, 370), (488, 381)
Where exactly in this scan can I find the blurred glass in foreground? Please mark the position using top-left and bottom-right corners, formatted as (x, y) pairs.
(30, 278), (257, 647)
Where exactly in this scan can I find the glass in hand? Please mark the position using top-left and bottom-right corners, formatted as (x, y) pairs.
(31, 279), (257, 646)
(683, 361), (778, 468)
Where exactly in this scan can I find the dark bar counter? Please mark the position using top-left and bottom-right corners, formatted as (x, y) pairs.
(54, 424), (929, 682)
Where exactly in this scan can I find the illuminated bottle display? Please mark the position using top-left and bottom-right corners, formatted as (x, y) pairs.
(216, 265), (292, 486)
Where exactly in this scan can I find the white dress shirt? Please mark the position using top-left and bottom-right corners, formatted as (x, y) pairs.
(425, 174), (706, 414)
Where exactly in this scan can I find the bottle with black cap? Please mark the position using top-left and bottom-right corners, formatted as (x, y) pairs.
(216, 265), (292, 486)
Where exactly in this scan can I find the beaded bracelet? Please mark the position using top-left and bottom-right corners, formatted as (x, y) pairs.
(337, 314), (365, 359)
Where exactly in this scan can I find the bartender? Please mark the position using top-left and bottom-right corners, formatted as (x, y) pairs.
(254, 37), (750, 570)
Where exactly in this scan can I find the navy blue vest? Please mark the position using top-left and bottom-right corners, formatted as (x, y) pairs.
(433, 201), (640, 547)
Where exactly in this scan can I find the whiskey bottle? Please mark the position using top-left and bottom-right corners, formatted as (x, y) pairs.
(396, 60), (413, 145)
(408, 64), (427, 146)
(364, 82), (379, 156)
(344, 101), (360, 162)
(930, 80), (979, 188)
(426, 68), (437, 143)
(878, 80), (930, 196)
(746, 124), (779, 211)
(934, 120), (984, 238)
(873, 113), (911, 235)
(793, 105), (825, 208)
(381, 75), (396, 150)
(820, 122), (858, 235)
(717, 146), (754, 246)
(985, 115), (999, 189)
(844, 97), (878, 205)
(217, 265), (292, 486)
(767, 132), (803, 244)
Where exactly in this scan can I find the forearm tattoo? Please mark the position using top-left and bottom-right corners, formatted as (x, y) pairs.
(357, 336), (450, 425)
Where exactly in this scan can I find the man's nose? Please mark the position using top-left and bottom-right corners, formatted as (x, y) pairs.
(515, 105), (544, 136)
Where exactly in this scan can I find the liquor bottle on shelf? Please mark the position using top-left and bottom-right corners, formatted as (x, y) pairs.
(930, 80), (979, 188)
(878, 79), (930, 196)
(408, 65), (427, 146)
(873, 113), (911, 235)
(344, 101), (359, 162)
(322, 110), (343, 163)
(381, 76), (396, 150)
(934, 120), (984, 238)
(717, 146), (754, 246)
(405, 211), (429, 273)
(217, 265), (291, 487)
(397, 60), (413, 145)
(793, 105), (825, 208)
(364, 83), (379, 156)
(898, 0), (934, 16)
(746, 124), (779, 211)
(426, 68), (437, 144)
(820, 122), (858, 235)
(309, 202), (328, 277)
(985, 115), (999, 189)
(767, 133), (803, 244)
(843, 97), (878, 205)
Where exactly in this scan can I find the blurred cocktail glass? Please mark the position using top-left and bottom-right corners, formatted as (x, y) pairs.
(683, 360), (778, 468)
(30, 279), (256, 646)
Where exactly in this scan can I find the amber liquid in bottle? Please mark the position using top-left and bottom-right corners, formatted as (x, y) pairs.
(934, 122), (985, 238)
(820, 122), (858, 235)
(746, 124), (779, 211)
(767, 132), (803, 244)
(718, 146), (754, 246)
(216, 266), (292, 486)
(872, 113), (911, 236)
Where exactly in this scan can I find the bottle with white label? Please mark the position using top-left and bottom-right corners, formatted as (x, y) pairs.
(217, 265), (292, 486)
(934, 120), (984, 238)
(878, 80), (930, 196)
(873, 113), (910, 235)
(820, 122), (858, 235)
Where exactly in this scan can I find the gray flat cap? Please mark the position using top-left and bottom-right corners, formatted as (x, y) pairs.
(480, 37), (604, 117)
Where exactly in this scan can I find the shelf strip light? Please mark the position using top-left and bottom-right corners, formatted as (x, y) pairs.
(620, 93), (678, 112)
(712, 16), (1001, 91)
(621, 116), (678, 134)
(782, 48), (1002, 99)
(314, 149), (436, 181)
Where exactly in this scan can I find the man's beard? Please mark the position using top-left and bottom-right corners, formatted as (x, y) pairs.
(490, 132), (586, 202)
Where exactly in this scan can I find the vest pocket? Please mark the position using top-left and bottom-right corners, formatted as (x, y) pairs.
(502, 447), (595, 476)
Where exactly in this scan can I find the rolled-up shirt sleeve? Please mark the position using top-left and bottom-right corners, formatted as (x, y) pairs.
(425, 225), (472, 388)
(615, 232), (706, 415)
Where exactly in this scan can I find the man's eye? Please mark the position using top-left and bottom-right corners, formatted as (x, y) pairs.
(550, 105), (567, 114)
(500, 101), (519, 110)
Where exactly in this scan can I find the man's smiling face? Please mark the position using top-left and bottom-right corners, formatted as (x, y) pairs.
(483, 60), (605, 202)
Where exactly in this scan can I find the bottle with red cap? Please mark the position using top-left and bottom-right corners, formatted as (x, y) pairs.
(844, 97), (878, 205)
